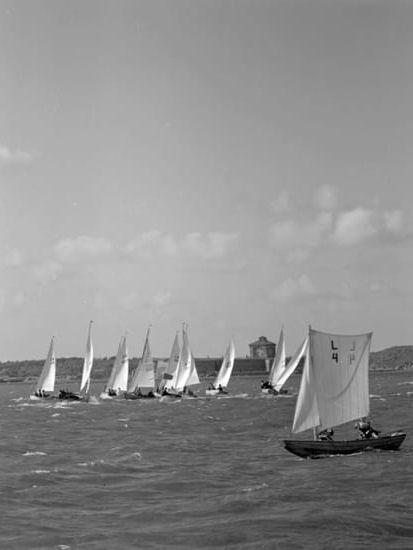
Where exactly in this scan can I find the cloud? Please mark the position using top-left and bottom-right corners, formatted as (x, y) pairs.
(124, 231), (238, 260)
(383, 210), (403, 234)
(314, 185), (338, 211)
(332, 208), (377, 246)
(182, 232), (238, 259)
(33, 260), (63, 284)
(13, 291), (26, 307)
(0, 144), (34, 165)
(54, 236), (114, 263)
(124, 231), (177, 257)
(270, 274), (316, 302)
(271, 190), (290, 214)
(269, 212), (332, 261)
(3, 248), (24, 267)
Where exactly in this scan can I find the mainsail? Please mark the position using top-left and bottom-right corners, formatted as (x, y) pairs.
(106, 336), (129, 393)
(128, 327), (154, 392)
(163, 333), (181, 390)
(273, 335), (307, 392)
(292, 328), (371, 434)
(269, 328), (286, 388)
(80, 321), (94, 393)
(36, 337), (56, 392)
(213, 339), (235, 388)
(172, 326), (199, 390)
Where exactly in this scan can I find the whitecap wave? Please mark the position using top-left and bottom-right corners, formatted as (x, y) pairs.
(23, 451), (47, 457)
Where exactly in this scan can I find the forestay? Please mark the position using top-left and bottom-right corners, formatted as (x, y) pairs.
(292, 329), (371, 434)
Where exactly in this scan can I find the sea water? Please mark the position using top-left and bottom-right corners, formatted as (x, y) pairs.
(0, 371), (412, 549)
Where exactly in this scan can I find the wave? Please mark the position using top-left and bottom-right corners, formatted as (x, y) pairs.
(23, 451), (47, 457)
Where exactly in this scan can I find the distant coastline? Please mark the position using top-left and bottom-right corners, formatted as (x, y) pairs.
(0, 345), (412, 383)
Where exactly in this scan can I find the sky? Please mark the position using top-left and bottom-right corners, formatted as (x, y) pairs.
(1, 0), (413, 360)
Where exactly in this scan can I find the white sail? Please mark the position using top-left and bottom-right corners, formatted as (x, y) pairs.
(173, 326), (199, 390)
(80, 321), (94, 393)
(163, 333), (181, 390)
(269, 328), (286, 387)
(128, 328), (154, 391)
(213, 340), (235, 388)
(274, 334), (307, 392)
(106, 336), (129, 392)
(291, 337), (319, 433)
(36, 337), (56, 392)
(292, 329), (371, 434)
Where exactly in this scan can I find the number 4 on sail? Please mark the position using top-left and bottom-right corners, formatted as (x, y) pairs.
(283, 328), (406, 459)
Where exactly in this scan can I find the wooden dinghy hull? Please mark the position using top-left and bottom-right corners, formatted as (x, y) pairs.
(284, 432), (406, 459)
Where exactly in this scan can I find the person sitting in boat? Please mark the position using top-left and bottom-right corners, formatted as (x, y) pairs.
(355, 420), (380, 440)
(218, 384), (227, 394)
(107, 388), (117, 397)
(261, 380), (272, 390)
(318, 428), (334, 441)
(147, 390), (155, 398)
(208, 383), (215, 391)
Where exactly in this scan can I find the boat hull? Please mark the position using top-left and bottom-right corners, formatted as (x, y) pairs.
(284, 432), (406, 459)
(206, 389), (228, 396)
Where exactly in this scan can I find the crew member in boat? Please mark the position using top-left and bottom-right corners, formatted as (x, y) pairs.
(355, 420), (380, 439)
(261, 380), (272, 390)
(318, 428), (334, 441)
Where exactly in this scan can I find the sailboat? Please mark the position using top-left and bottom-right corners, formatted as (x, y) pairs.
(30, 337), (56, 400)
(284, 327), (406, 459)
(263, 333), (308, 396)
(100, 335), (129, 399)
(58, 321), (94, 401)
(159, 332), (182, 398)
(124, 327), (158, 399)
(162, 325), (199, 398)
(261, 328), (286, 394)
(206, 339), (235, 396)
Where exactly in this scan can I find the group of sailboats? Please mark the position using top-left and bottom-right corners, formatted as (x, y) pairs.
(31, 321), (94, 402)
(28, 321), (408, 459)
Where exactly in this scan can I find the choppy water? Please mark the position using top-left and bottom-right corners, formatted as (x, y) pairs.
(0, 372), (412, 549)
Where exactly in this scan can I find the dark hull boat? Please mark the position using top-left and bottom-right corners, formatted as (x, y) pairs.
(284, 432), (406, 459)
(124, 392), (157, 400)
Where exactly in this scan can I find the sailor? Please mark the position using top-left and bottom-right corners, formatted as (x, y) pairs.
(318, 428), (334, 441)
(218, 384), (224, 393)
(356, 420), (380, 439)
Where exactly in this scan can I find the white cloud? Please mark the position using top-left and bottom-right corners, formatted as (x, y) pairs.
(54, 236), (114, 263)
(182, 232), (238, 259)
(271, 190), (290, 214)
(270, 274), (316, 302)
(33, 259), (63, 284)
(269, 212), (332, 260)
(151, 291), (172, 308)
(124, 231), (177, 257)
(125, 231), (238, 261)
(0, 144), (34, 165)
(314, 185), (338, 211)
(13, 291), (26, 307)
(4, 248), (24, 267)
(332, 208), (377, 246)
(383, 210), (403, 234)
